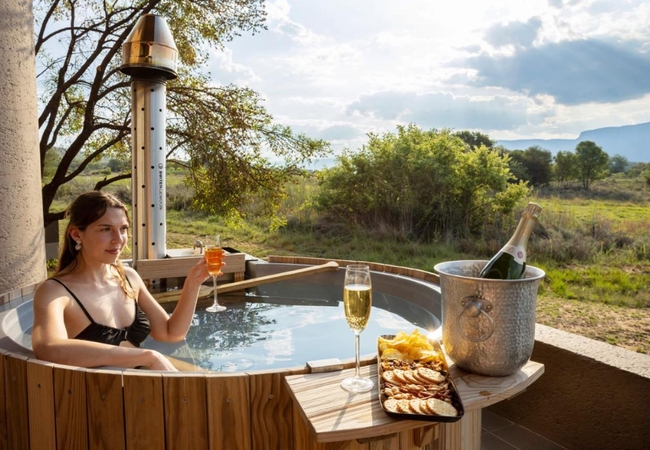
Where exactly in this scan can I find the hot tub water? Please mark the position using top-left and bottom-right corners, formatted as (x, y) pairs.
(162, 288), (439, 372)
(1, 266), (442, 373)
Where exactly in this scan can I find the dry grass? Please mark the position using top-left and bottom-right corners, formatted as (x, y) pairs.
(536, 295), (650, 354)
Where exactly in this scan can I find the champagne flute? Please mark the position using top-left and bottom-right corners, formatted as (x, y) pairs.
(204, 235), (226, 312)
(341, 264), (374, 393)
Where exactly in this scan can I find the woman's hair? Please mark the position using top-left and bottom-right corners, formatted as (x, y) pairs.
(55, 191), (136, 299)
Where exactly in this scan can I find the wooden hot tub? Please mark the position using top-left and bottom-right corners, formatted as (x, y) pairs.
(0, 256), (454, 450)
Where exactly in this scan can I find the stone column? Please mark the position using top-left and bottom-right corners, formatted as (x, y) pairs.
(0, 0), (46, 294)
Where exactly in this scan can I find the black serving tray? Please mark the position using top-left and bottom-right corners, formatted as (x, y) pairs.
(377, 334), (465, 423)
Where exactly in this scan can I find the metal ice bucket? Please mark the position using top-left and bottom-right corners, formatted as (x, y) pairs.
(434, 260), (545, 376)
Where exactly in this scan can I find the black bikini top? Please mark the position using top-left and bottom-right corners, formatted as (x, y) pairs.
(50, 278), (151, 348)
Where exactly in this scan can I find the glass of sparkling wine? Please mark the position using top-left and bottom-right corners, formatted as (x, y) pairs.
(341, 264), (374, 393)
(205, 235), (226, 312)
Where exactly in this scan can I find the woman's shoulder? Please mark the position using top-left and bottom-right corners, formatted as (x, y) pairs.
(122, 265), (145, 288)
(34, 278), (72, 304)
(123, 265), (141, 279)
(36, 277), (65, 291)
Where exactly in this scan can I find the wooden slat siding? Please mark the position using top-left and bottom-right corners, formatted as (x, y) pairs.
(136, 253), (245, 281)
(357, 433), (399, 450)
(123, 372), (165, 450)
(291, 403), (324, 450)
(411, 425), (436, 448)
(322, 442), (352, 450)
(437, 409), (481, 450)
(26, 359), (56, 450)
(162, 373), (208, 450)
(86, 369), (126, 450)
(396, 431), (409, 450)
(0, 350), (8, 450)
(205, 373), (251, 450)
(249, 370), (295, 450)
(4, 353), (29, 450)
(54, 365), (89, 450)
(409, 269), (439, 285)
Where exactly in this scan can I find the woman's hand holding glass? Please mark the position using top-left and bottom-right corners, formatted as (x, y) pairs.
(204, 235), (226, 312)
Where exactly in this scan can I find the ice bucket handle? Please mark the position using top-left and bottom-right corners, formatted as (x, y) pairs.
(457, 297), (494, 342)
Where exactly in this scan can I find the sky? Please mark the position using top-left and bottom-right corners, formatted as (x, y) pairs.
(207, 0), (650, 154)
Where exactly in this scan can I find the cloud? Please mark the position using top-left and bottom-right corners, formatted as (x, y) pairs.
(346, 91), (549, 130)
(485, 17), (543, 48)
(461, 38), (650, 105)
(265, 0), (291, 22)
(275, 119), (364, 142)
(209, 47), (261, 85)
(314, 124), (362, 141)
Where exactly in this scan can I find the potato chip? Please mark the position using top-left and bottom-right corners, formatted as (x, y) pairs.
(380, 348), (404, 360)
(379, 329), (442, 363)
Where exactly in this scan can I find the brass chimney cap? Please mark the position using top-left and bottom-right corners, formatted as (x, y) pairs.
(121, 14), (178, 80)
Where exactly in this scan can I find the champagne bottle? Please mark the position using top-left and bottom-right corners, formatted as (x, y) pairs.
(479, 202), (542, 279)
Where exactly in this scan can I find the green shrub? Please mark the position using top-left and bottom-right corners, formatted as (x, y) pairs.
(315, 125), (530, 240)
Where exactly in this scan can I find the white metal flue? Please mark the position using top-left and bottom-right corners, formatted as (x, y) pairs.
(120, 14), (178, 268)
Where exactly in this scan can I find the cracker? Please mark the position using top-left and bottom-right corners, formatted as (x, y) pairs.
(411, 370), (430, 384)
(403, 369), (420, 384)
(392, 369), (409, 385)
(396, 399), (412, 413)
(382, 370), (400, 385)
(409, 399), (425, 414)
(417, 367), (445, 384)
(426, 398), (458, 417)
(383, 398), (399, 413)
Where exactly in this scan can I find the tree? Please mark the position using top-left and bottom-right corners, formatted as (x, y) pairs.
(521, 146), (552, 186)
(505, 146), (552, 187)
(36, 0), (329, 227)
(553, 150), (578, 185)
(454, 130), (495, 150)
(505, 150), (530, 182)
(608, 154), (629, 174)
(107, 158), (129, 173)
(628, 162), (648, 178)
(643, 165), (650, 188)
(575, 141), (609, 189)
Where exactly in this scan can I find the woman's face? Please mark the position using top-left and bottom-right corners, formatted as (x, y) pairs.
(73, 207), (130, 264)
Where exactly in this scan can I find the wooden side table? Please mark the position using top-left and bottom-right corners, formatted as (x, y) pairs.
(285, 360), (544, 450)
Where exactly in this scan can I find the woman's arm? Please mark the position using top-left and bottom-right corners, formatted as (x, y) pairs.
(128, 260), (210, 343)
(31, 280), (177, 370)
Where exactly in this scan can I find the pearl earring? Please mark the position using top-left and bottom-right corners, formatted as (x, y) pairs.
(75, 241), (81, 251)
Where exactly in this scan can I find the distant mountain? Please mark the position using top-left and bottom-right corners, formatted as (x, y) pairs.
(497, 122), (650, 163)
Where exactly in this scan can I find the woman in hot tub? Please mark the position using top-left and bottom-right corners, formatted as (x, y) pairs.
(32, 190), (212, 371)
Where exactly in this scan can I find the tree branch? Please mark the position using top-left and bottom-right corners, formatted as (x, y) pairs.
(94, 173), (132, 190)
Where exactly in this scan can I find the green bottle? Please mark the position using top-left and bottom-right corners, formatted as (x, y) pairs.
(479, 202), (542, 279)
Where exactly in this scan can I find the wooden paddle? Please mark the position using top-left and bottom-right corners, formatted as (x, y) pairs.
(153, 285), (213, 304)
(152, 260), (340, 304)
(217, 260), (339, 294)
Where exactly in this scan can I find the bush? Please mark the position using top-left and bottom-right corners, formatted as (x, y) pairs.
(315, 125), (530, 240)
(167, 183), (194, 211)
